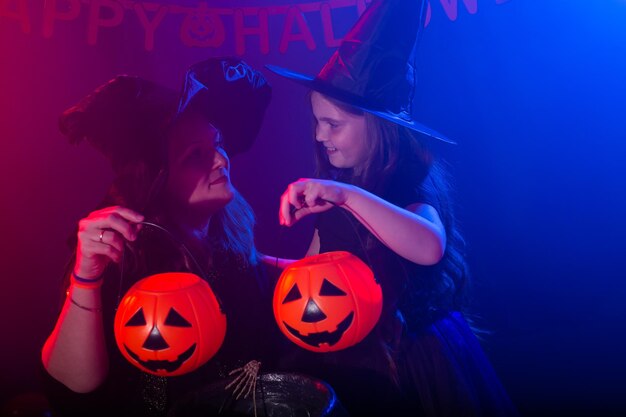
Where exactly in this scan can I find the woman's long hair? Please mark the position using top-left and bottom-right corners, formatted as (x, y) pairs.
(62, 142), (258, 294)
(115, 160), (258, 274)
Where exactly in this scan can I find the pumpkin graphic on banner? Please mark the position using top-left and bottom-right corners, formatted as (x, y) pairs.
(114, 272), (226, 376)
(273, 251), (382, 352)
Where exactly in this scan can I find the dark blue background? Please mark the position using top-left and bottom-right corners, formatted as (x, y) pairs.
(1, 1), (625, 415)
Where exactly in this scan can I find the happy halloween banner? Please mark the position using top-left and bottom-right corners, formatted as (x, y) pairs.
(1, 0), (512, 53)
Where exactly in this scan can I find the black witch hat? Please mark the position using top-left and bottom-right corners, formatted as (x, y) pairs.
(266, 0), (453, 144)
(59, 75), (179, 173)
(58, 59), (271, 211)
(178, 57), (272, 156)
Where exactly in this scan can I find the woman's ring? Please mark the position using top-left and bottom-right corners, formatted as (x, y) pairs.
(99, 230), (105, 243)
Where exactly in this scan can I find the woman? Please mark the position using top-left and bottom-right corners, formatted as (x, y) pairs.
(265, 0), (519, 415)
(41, 58), (282, 416)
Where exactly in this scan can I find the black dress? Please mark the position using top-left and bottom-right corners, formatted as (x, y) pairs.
(281, 170), (519, 417)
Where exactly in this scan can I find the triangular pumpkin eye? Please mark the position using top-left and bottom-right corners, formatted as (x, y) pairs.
(319, 278), (347, 296)
(282, 283), (302, 304)
(164, 308), (192, 327)
(125, 308), (146, 326)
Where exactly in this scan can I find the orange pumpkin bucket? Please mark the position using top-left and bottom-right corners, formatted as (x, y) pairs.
(273, 251), (382, 352)
(114, 272), (226, 376)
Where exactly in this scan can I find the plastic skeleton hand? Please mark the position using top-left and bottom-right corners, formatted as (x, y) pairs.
(225, 360), (261, 400)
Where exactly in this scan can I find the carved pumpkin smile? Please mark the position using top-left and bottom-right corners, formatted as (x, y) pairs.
(283, 312), (354, 348)
(124, 343), (196, 373)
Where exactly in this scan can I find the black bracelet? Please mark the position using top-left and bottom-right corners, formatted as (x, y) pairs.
(70, 297), (103, 313)
(72, 272), (103, 283)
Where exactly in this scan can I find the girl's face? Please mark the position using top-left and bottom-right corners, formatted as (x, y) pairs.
(166, 112), (234, 215)
(311, 92), (369, 171)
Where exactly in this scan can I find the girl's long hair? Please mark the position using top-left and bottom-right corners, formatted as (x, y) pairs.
(312, 96), (469, 323)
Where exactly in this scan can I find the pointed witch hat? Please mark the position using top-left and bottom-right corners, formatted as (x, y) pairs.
(266, 0), (453, 144)
(59, 75), (179, 173)
(178, 57), (272, 156)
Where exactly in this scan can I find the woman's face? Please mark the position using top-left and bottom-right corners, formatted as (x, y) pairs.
(311, 92), (369, 170)
(166, 112), (234, 216)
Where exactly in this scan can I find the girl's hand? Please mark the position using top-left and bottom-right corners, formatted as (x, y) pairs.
(74, 206), (144, 280)
(279, 178), (350, 226)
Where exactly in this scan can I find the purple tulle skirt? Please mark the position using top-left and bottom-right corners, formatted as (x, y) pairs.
(397, 311), (519, 416)
(283, 310), (519, 416)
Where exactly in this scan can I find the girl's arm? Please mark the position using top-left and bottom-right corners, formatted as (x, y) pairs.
(279, 179), (445, 266)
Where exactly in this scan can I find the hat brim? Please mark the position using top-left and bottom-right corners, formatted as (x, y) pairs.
(265, 64), (455, 145)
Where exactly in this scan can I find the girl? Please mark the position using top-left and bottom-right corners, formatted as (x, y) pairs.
(266, 0), (519, 415)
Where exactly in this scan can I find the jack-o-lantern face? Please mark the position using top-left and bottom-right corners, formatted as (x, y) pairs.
(273, 251), (382, 352)
(114, 272), (226, 376)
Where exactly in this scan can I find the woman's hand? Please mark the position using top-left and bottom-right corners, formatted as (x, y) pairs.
(74, 206), (144, 280)
(279, 178), (350, 226)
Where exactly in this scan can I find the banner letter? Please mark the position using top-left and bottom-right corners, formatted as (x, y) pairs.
(279, 6), (316, 54)
(134, 2), (168, 51)
(438, 0), (478, 21)
(234, 8), (269, 56)
(0, 0), (31, 34)
(87, 0), (125, 45)
(43, 0), (81, 38)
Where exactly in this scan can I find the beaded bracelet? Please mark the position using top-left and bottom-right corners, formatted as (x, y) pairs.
(71, 272), (104, 289)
